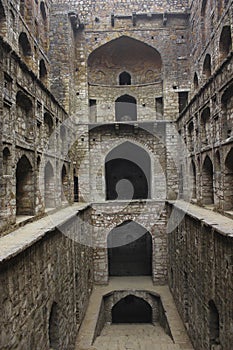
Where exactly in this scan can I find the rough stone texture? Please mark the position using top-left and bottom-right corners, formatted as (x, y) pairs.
(167, 202), (233, 350)
(0, 207), (93, 350)
(0, 0), (233, 349)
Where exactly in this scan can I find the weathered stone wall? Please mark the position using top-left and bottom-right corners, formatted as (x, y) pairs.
(167, 202), (233, 350)
(0, 39), (75, 235)
(90, 201), (168, 284)
(0, 209), (94, 350)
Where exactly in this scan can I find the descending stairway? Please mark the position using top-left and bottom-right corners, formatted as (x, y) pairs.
(93, 324), (190, 350)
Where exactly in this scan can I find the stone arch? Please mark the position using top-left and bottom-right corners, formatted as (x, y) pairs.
(44, 112), (53, 138)
(105, 141), (151, 200)
(49, 302), (60, 350)
(202, 155), (214, 204)
(44, 161), (55, 208)
(16, 155), (34, 215)
(107, 220), (152, 276)
(221, 83), (233, 139)
(0, 0), (6, 35)
(3, 147), (11, 175)
(191, 159), (197, 199)
(19, 32), (32, 56)
(203, 54), (211, 79)
(208, 300), (220, 347)
(39, 59), (47, 81)
(61, 164), (69, 202)
(40, 1), (47, 21)
(119, 71), (131, 85)
(88, 35), (162, 85)
(219, 25), (232, 61)
(73, 168), (79, 202)
(112, 295), (152, 323)
(201, 107), (211, 144)
(115, 94), (137, 121)
(224, 148), (233, 210)
(194, 72), (199, 89)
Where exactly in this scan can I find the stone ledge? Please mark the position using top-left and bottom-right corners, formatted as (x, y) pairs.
(0, 203), (90, 264)
(167, 200), (233, 238)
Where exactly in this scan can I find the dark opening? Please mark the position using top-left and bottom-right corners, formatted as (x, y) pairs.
(49, 303), (59, 350)
(39, 59), (47, 80)
(224, 148), (233, 210)
(219, 26), (232, 60)
(112, 295), (152, 323)
(178, 92), (188, 113)
(191, 160), (197, 199)
(119, 71), (131, 85)
(108, 221), (152, 276)
(115, 94), (137, 121)
(61, 165), (68, 202)
(203, 54), (212, 79)
(44, 162), (55, 208)
(105, 142), (151, 200)
(16, 156), (34, 215)
(208, 300), (220, 347)
(19, 32), (32, 56)
(194, 72), (199, 89)
(74, 176), (79, 202)
(155, 97), (163, 118)
(40, 1), (47, 21)
(202, 156), (214, 204)
(89, 99), (97, 122)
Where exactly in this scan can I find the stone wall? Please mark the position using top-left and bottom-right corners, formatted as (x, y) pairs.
(90, 201), (168, 284)
(0, 209), (94, 350)
(167, 202), (233, 350)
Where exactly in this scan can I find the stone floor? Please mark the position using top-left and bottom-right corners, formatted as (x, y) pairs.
(93, 324), (189, 350)
(75, 277), (194, 350)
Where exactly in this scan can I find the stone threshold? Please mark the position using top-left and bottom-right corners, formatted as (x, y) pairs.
(75, 277), (194, 350)
(168, 200), (233, 238)
(0, 203), (89, 264)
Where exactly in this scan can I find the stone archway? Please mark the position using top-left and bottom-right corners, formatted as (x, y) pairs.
(112, 295), (152, 323)
(107, 220), (152, 276)
(115, 94), (137, 121)
(16, 155), (34, 215)
(105, 141), (151, 200)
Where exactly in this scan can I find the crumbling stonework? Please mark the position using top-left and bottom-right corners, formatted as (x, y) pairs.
(0, 0), (232, 349)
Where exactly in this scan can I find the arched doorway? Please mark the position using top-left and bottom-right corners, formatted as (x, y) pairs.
(112, 295), (152, 323)
(108, 221), (152, 276)
(224, 148), (233, 210)
(44, 161), (55, 208)
(119, 71), (131, 85)
(105, 141), (151, 200)
(49, 302), (60, 350)
(16, 155), (34, 215)
(115, 94), (137, 121)
(202, 156), (214, 204)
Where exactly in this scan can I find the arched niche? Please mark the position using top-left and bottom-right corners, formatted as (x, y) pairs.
(224, 148), (233, 210)
(107, 220), (152, 276)
(202, 155), (214, 205)
(115, 94), (137, 121)
(44, 161), (55, 208)
(16, 155), (34, 215)
(105, 141), (151, 200)
(112, 295), (152, 323)
(19, 32), (32, 56)
(219, 26), (232, 61)
(88, 36), (162, 85)
(119, 71), (131, 85)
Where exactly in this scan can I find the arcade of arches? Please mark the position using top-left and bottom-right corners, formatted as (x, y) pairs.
(0, 0), (233, 350)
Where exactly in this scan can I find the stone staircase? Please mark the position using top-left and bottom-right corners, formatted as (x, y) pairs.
(93, 324), (192, 350)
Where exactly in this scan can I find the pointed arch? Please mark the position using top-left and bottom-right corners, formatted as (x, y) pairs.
(208, 300), (220, 347)
(224, 148), (233, 210)
(44, 161), (55, 208)
(115, 94), (137, 121)
(202, 155), (214, 204)
(119, 71), (131, 85)
(194, 72), (199, 89)
(191, 160), (197, 199)
(112, 295), (152, 323)
(105, 141), (151, 200)
(49, 302), (60, 350)
(19, 32), (32, 56)
(61, 164), (69, 202)
(203, 54), (211, 79)
(107, 220), (152, 276)
(16, 155), (34, 215)
(219, 26), (232, 61)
